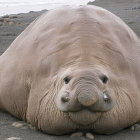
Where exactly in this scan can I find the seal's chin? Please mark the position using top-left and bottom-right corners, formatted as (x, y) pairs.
(68, 109), (101, 126)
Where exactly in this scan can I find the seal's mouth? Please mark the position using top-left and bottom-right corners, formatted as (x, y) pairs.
(68, 109), (101, 126)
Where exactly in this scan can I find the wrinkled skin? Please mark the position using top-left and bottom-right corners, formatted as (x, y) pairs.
(0, 5), (140, 135)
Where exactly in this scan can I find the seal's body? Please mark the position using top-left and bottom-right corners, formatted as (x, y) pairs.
(0, 5), (140, 135)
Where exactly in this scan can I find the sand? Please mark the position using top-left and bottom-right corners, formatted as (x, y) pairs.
(0, 0), (140, 139)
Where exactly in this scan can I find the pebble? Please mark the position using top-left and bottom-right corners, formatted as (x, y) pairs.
(11, 122), (26, 128)
(4, 18), (10, 22)
(1, 33), (12, 36)
(85, 132), (94, 139)
(71, 132), (83, 137)
(132, 6), (140, 10)
(130, 124), (140, 131)
(28, 124), (36, 130)
(3, 20), (8, 23)
(16, 22), (22, 26)
(5, 137), (22, 140)
(9, 21), (14, 25)
(11, 121), (35, 130)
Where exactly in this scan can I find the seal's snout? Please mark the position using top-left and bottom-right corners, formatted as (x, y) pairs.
(77, 88), (98, 107)
(61, 87), (99, 107)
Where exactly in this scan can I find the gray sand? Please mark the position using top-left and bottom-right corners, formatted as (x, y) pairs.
(0, 0), (140, 139)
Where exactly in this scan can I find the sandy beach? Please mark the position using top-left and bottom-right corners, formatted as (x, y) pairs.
(0, 0), (140, 139)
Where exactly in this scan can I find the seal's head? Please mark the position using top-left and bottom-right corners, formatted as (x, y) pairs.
(48, 65), (138, 135)
(57, 68), (114, 126)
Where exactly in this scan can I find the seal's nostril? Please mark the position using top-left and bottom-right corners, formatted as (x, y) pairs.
(103, 91), (110, 102)
(103, 93), (109, 101)
(61, 96), (70, 102)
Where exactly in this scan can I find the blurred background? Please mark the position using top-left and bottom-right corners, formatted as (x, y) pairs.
(0, 0), (94, 16)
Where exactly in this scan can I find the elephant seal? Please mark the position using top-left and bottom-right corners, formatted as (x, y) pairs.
(0, 5), (140, 135)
